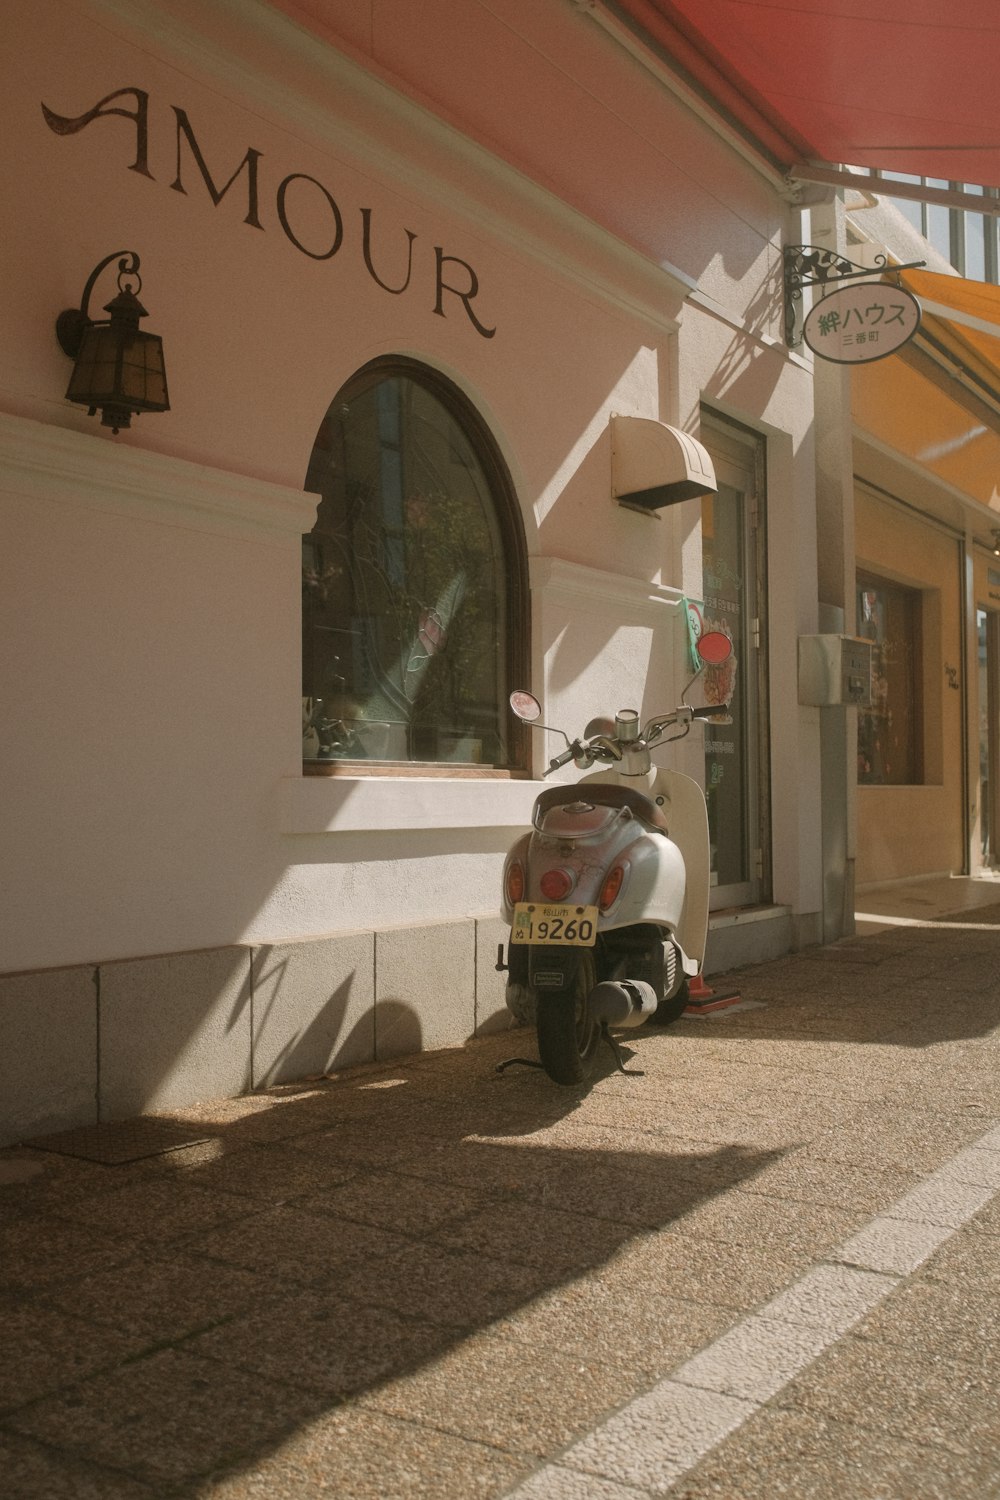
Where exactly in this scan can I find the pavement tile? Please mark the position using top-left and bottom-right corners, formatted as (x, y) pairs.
(0, 1296), (150, 1413)
(167, 1090), (365, 1145)
(968, 1192), (1000, 1236)
(775, 1333), (1000, 1457)
(429, 1196), (635, 1274)
(281, 1122), (446, 1168)
(36, 1248), (278, 1343)
(0, 1149), (138, 1211)
(852, 1276), (1000, 1373)
(672, 1313), (833, 1401)
(357, 1325), (649, 1457)
(159, 1140), (362, 1202)
(332, 1239), (553, 1327)
(936, 1142), (1000, 1188)
(45, 1174), (255, 1247)
(732, 1149), (918, 1213)
(0, 1213), (134, 1294)
(3, 924), (1000, 1498)
(186, 1204), (411, 1286)
(505, 1467), (649, 1499)
(756, 1262), (898, 1334)
(558, 1379), (755, 1492)
(514, 1143), (783, 1229)
(828, 1214), (956, 1275)
(188, 1287), (453, 1398)
(307, 1167), (500, 1235)
(0, 1430), (157, 1500)
(671, 1189), (867, 1257)
(919, 1224), (1000, 1287)
(394, 1138), (571, 1196)
(494, 1281), (732, 1378)
(800, 1110), (991, 1173)
(199, 1402), (530, 1498)
(5, 1347), (327, 1487)
(886, 1173), (997, 1228)
(676, 1404), (1000, 1500)
(592, 1229), (812, 1313)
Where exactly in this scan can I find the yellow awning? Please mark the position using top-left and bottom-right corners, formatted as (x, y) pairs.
(852, 271), (1000, 527)
(902, 269), (1000, 393)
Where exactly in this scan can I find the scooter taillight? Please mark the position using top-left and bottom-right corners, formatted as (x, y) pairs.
(505, 859), (525, 906)
(599, 864), (626, 911)
(539, 867), (575, 901)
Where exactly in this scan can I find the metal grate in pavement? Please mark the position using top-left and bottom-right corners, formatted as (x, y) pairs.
(24, 1116), (212, 1164)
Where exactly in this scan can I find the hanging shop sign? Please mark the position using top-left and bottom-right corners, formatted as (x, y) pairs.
(802, 282), (921, 364)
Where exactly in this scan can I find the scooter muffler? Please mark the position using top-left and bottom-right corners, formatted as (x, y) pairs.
(587, 979), (657, 1029)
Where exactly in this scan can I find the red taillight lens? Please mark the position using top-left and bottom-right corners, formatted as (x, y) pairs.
(505, 859), (525, 905)
(599, 864), (626, 911)
(539, 867), (574, 901)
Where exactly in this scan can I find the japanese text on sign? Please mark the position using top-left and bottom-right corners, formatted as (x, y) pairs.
(803, 283), (920, 365)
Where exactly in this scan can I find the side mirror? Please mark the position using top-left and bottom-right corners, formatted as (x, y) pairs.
(509, 689), (542, 723)
(696, 629), (733, 665)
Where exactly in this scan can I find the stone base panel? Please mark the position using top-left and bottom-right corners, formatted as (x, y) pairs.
(0, 915), (515, 1148)
(0, 909), (798, 1145)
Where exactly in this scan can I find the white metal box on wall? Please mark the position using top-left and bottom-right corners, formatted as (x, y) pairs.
(797, 634), (873, 707)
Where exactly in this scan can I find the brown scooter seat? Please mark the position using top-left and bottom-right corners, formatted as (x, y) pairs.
(534, 781), (668, 833)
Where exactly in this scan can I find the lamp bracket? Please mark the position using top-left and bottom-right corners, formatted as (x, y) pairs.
(56, 250), (142, 356)
(783, 244), (925, 347)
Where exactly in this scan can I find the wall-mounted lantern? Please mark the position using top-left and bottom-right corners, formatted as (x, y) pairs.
(55, 250), (169, 435)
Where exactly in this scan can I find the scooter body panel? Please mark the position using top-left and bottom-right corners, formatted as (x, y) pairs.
(583, 766), (711, 970)
(499, 796), (685, 935)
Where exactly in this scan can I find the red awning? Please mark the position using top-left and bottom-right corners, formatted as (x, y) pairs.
(612, 0), (1000, 190)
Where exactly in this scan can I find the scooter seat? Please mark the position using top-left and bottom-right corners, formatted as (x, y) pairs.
(535, 782), (668, 834)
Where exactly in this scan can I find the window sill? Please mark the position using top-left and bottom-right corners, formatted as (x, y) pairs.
(280, 774), (541, 834)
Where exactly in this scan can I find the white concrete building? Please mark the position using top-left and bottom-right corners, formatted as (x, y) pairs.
(2, 0), (845, 1143)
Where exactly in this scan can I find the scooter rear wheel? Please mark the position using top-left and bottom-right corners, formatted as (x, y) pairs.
(536, 949), (601, 1085)
(651, 977), (690, 1025)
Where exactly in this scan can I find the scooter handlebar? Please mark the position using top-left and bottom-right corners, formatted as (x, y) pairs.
(543, 742), (584, 776)
(691, 704), (733, 722)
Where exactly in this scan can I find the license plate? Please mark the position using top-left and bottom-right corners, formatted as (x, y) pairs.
(511, 903), (598, 946)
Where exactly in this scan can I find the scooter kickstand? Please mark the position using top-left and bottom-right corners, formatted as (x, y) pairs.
(600, 1025), (644, 1077)
(495, 1056), (546, 1074)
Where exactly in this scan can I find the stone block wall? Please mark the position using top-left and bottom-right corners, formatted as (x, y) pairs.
(0, 915), (516, 1146)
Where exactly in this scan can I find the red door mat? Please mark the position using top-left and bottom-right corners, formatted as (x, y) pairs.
(683, 973), (744, 1014)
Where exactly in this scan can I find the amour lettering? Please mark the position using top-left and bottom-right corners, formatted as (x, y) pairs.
(41, 87), (496, 339)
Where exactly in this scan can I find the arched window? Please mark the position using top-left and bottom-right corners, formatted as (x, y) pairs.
(302, 358), (528, 769)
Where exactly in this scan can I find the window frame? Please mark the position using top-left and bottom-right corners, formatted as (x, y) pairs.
(302, 356), (531, 778)
(856, 568), (926, 787)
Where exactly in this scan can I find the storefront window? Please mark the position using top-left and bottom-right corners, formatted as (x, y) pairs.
(302, 360), (525, 767)
(857, 572), (923, 785)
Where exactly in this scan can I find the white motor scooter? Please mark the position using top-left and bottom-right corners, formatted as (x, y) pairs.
(497, 631), (734, 1084)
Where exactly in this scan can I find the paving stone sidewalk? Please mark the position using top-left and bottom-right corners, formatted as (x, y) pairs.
(2, 920), (1000, 1498)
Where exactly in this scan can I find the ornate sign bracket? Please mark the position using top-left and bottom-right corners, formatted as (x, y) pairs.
(783, 245), (925, 347)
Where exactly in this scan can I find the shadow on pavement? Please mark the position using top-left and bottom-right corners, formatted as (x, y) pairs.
(700, 922), (1000, 1048)
(0, 1034), (785, 1495)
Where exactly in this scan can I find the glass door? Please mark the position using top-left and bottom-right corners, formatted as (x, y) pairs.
(700, 417), (770, 909)
(977, 607), (1000, 867)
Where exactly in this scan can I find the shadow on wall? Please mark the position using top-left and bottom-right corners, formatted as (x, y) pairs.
(0, 915), (515, 1146)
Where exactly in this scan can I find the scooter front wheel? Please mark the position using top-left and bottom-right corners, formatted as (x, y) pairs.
(536, 948), (601, 1085)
